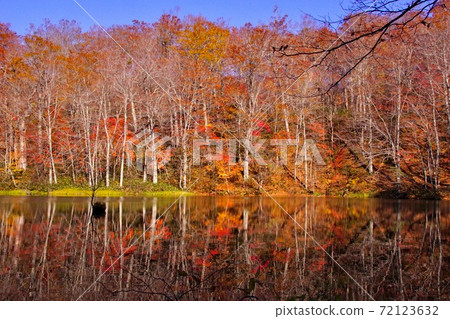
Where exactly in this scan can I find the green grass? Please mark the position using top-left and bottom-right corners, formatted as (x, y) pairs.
(0, 187), (375, 198)
(0, 189), (46, 196)
(0, 189), (32, 196)
(0, 177), (198, 197)
(0, 187), (194, 197)
(48, 188), (194, 197)
(140, 190), (195, 197)
(344, 192), (374, 198)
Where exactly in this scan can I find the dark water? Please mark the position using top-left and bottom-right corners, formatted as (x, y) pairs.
(0, 195), (448, 301)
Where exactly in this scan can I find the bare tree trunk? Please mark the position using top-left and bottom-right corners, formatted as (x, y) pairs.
(142, 146), (147, 182)
(48, 122), (57, 185)
(243, 129), (252, 181)
(119, 99), (128, 188)
(368, 114), (374, 174)
(105, 135), (111, 187)
(18, 118), (27, 170)
(431, 91), (440, 190)
(130, 98), (137, 129)
(38, 105), (43, 174)
(302, 114), (308, 190)
(182, 143), (187, 189)
(243, 146), (249, 181)
(151, 127), (158, 184)
(103, 98), (111, 187)
(442, 65), (450, 135)
(394, 87), (402, 191)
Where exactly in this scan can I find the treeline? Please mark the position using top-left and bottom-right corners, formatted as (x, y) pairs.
(0, 4), (449, 197)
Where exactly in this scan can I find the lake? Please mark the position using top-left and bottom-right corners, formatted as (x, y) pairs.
(0, 195), (448, 300)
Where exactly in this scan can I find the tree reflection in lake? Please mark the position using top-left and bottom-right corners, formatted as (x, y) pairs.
(0, 196), (448, 300)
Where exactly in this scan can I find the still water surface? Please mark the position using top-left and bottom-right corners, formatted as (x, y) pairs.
(0, 196), (448, 300)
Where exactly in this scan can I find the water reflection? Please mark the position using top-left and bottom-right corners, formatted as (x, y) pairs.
(0, 196), (448, 301)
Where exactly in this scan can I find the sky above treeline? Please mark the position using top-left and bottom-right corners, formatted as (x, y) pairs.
(0, 0), (351, 34)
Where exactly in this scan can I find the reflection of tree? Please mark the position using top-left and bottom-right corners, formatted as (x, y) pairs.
(0, 196), (447, 300)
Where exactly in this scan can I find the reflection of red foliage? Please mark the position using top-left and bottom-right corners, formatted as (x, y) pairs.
(94, 229), (138, 273)
(195, 257), (211, 267)
(144, 219), (171, 240)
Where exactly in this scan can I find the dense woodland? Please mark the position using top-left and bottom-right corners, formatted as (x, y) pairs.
(0, 1), (449, 197)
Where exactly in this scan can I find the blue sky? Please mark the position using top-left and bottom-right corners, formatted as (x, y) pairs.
(0, 0), (351, 34)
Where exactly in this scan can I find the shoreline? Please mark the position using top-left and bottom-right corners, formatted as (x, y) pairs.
(0, 189), (194, 197)
(0, 188), (445, 200)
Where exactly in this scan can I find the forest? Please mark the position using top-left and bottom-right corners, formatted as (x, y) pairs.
(0, 1), (449, 198)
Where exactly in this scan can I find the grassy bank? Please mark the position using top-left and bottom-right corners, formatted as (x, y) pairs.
(0, 178), (445, 199)
(0, 188), (445, 199)
(0, 188), (194, 197)
(0, 179), (194, 197)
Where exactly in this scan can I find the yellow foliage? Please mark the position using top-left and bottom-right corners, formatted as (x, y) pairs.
(179, 18), (229, 65)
